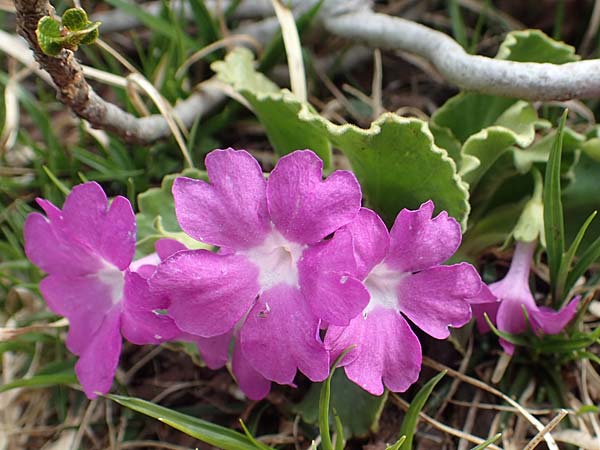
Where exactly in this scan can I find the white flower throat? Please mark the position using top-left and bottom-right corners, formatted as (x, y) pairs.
(242, 229), (305, 291)
(363, 262), (406, 316)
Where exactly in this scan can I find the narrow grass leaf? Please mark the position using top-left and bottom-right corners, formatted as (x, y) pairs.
(544, 110), (567, 303)
(0, 370), (77, 393)
(483, 313), (531, 346)
(333, 410), (345, 450)
(398, 371), (446, 449)
(107, 394), (274, 450)
(238, 420), (273, 450)
(566, 234), (600, 294)
(470, 433), (502, 450)
(557, 210), (597, 300)
(386, 435), (407, 450)
(42, 166), (70, 196)
(104, 0), (193, 47)
(189, 0), (220, 49)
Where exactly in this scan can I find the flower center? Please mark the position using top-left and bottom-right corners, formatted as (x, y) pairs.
(242, 229), (305, 292)
(363, 262), (406, 316)
(96, 262), (125, 305)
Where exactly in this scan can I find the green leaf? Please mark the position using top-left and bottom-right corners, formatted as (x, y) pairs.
(431, 94), (515, 143)
(211, 48), (331, 167)
(36, 16), (64, 56)
(470, 434), (502, 450)
(544, 111), (567, 303)
(300, 112), (470, 228)
(36, 8), (100, 56)
(557, 211), (597, 300)
(432, 29), (578, 145)
(107, 394), (274, 450)
(62, 8), (93, 32)
(512, 127), (585, 174)
(386, 436), (407, 450)
(398, 371), (446, 450)
(296, 370), (387, 440)
(0, 369), (77, 393)
(454, 101), (548, 189)
(513, 169), (544, 244)
(136, 169), (209, 255)
(496, 29), (579, 63)
(565, 234), (600, 294)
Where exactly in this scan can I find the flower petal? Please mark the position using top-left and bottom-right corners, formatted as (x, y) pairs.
(150, 250), (260, 337)
(471, 300), (500, 333)
(530, 297), (579, 335)
(75, 306), (122, 399)
(155, 238), (187, 260)
(325, 308), (421, 395)
(240, 284), (329, 384)
(232, 342), (272, 400)
(186, 331), (232, 370)
(24, 213), (102, 276)
(267, 150), (361, 244)
(386, 201), (462, 272)
(299, 230), (369, 326)
(121, 271), (180, 345)
(61, 182), (110, 251)
(341, 208), (389, 279)
(173, 149), (270, 249)
(397, 263), (479, 339)
(99, 196), (136, 270)
(40, 275), (119, 355)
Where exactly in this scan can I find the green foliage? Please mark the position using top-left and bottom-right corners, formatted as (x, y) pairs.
(107, 394), (273, 450)
(397, 371), (446, 449)
(212, 48), (332, 167)
(495, 30), (579, 63)
(296, 370), (387, 440)
(36, 8), (100, 56)
(135, 169), (210, 255)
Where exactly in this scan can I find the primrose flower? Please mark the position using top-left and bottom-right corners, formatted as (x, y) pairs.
(133, 239), (272, 400)
(151, 149), (362, 388)
(24, 182), (179, 398)
(472, 240), (579, 354)
(301, 204), (490, 395)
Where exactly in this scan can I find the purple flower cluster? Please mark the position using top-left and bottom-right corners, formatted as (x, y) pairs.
(26, 148), (560, 400)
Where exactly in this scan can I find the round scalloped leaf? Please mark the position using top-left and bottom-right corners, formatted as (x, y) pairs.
(211, 48), (331, 167)
(299, 110), (470, 229)
(496, 29), (579, 64)
(62, 8), (91, 31)
(36, 16), (64, 56)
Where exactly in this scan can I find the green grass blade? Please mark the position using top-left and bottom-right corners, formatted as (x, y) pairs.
(398, 371), (446, 449)
(448, 0), (468, 49)
(333, 409), (345, 450)
(557, 210), (597, 300)
(470, 433), (502, 450)
(319, 364), (336, 450)
(238, 420), (273, 450)
(104, 0), (193, 47)
(386, 435), (407, 450)
(189, 0), (220, 49)
(566, 234), (600, 296)
(107, 394), (274, 450)
(544, 110), (567, 303)
(0, 371), (77, 393)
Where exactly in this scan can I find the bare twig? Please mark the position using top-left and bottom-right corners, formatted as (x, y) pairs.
(319, 1), (600, 101)
(11, 0), (224, 148)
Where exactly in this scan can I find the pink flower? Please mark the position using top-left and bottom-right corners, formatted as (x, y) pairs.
(301, 204), (489, 395)
(150, 149), (362, 393)
(472, 240), (579, 354)
(135, 239), (272, 400)
(24, 182), (178, 398)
